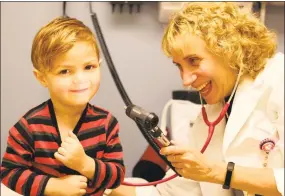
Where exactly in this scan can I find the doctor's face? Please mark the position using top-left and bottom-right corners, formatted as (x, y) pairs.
(171, 34), (238, 104)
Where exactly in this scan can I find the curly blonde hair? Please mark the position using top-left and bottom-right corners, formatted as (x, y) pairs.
(162, 2), (277, 78)
(31, 17), (99, 72)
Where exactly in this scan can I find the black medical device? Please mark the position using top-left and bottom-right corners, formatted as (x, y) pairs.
(125, 104), (171, 147)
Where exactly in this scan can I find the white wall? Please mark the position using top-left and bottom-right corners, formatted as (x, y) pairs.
(265, 3), (284, 52)
(1, 2), (284, 177)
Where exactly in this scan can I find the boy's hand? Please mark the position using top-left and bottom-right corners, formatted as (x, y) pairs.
(54, 131), (88, 172)
(45, 175), (87, 196)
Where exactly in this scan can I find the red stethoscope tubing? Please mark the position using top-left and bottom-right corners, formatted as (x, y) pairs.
(122, 103), (230, 187)
(201, 103), (230, 152)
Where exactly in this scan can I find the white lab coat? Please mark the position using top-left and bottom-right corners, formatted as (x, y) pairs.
(134, 52), (284, 196)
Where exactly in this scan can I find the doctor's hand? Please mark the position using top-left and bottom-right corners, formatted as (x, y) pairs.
(54, 131), (88, 173)
(160, 145), (222, 183)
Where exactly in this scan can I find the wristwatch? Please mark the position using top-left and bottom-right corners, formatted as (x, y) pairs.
(223, 162), (235, 189)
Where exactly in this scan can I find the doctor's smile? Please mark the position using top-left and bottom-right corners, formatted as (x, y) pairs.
(193, 80), (212, 97)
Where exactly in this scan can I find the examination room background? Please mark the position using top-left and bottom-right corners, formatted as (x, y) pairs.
(1, 2), (284, 177)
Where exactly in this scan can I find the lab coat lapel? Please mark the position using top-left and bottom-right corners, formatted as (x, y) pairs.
(223, 75), (266, 155)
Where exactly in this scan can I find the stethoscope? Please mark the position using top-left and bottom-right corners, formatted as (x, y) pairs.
(198, 69), (242, 153)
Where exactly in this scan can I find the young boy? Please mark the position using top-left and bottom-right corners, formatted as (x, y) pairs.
(1, 17), (125, 196)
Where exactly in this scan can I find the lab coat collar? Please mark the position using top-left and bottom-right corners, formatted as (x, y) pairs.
(222, 72), (266, 155)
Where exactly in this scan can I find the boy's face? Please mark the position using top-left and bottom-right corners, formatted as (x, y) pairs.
(37, 41), (101, 107)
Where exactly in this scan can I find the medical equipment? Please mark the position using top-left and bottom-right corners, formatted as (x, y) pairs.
(123, 68), (243, 186)
(63, 2), (67, 17)
(197, 69), (243, 152)
(88, 1), (244, 187)
(123, 101), (225, 186)
(88, 3), (181, 186)
(125, 104), (171, 147)
(110, 1), (142, 13)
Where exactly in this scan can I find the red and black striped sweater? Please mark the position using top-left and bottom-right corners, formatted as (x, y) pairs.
(1, 99), (125, 196)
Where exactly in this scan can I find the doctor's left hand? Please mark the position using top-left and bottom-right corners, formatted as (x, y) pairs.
(54, 131), (88, 172)
(160, 145), (220, 183)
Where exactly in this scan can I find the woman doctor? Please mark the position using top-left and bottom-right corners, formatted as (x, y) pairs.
(110, 2), (284, 196)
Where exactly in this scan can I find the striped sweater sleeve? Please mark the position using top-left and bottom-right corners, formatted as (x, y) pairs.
(88, 113), (125, 189)
(0, 117), (50, 196)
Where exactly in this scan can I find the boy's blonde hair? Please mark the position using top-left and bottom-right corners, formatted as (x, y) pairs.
(162, 2), (277, 78)
(31, 17), (100, 72)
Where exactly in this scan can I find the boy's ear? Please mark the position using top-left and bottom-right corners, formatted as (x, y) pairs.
(33, 69), (48, 87)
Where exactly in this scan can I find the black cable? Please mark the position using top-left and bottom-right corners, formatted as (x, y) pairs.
(88, 2), (179, 176)
(63, 1), (67, 17)
(89, 6), (132, 105)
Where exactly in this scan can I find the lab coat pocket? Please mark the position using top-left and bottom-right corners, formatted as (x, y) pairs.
(245, 109), (278, 142)
(253, 119), (278, 141)
(231, 120), (274, 156)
